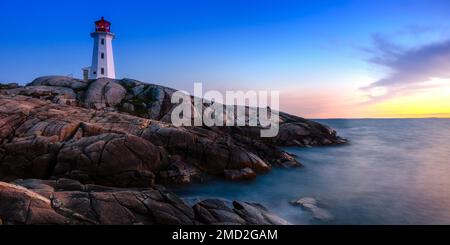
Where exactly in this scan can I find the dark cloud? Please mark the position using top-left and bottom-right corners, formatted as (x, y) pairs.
(362, 35), (450, 102)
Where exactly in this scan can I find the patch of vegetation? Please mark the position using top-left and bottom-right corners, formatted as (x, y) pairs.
(120, 81), (135, 94)
(118, 96), (156, 118)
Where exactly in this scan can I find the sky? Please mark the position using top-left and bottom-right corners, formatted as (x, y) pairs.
(1, 0), (450, 118)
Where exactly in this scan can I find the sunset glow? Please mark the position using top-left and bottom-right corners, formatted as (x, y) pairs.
(372, 85), (450, 118)
(1, 0), (450, 119)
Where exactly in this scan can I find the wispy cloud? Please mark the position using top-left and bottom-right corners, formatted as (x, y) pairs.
(362, 33), (450, 102)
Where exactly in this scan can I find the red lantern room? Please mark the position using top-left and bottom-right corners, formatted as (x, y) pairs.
(95, 17), (111, 33)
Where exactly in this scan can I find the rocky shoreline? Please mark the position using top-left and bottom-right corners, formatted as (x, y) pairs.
(0, 76), (346, 225)
(0, 178), (289, 225)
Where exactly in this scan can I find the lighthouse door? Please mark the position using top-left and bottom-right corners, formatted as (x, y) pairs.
(83, 69), (89, 82)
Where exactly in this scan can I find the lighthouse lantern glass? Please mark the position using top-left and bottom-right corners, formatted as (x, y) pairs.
(95, 18), (111, 33)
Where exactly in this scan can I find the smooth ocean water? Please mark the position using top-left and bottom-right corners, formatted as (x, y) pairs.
(174, 119), (450, 225)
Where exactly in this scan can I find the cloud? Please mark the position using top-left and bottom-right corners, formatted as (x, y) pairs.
(362, 34), (450, 102)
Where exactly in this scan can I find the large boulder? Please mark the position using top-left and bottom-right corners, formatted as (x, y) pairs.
(29, 76), (88, 90)
(83, 78), (126, 109)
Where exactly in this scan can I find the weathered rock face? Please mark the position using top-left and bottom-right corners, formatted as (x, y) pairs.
(0, 77), (346, 186)
(3, 77), (347, 147)
(0, 77), (346, 225)
(0, 95), (295, 186)
(0, 181), (71, 225)
(55, 133), (167, 187)
(0, 179), (290, 225)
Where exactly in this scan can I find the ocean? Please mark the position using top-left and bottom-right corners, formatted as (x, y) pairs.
(175, 119), (450, 225)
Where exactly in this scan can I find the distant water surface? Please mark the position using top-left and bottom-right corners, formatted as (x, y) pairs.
(175, 119), (450, 225)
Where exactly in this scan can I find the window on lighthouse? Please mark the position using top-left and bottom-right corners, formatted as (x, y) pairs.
(101, 39), (105, 45)
(101, 68), (105, 75)
(101, 53), (105, 59)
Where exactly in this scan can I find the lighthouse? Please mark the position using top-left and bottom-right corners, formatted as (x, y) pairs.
(83, 17), (116, 80)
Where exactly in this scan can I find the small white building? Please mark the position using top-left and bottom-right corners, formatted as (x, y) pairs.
(83, 17), (116, 80)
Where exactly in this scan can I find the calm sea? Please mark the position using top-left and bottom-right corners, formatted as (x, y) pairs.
(175, 119), (450, 224)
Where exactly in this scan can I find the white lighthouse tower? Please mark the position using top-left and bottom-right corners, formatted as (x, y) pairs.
(83, 17), (116, 80)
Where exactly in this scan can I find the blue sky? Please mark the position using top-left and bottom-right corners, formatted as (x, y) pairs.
(1, 0), (450, 117)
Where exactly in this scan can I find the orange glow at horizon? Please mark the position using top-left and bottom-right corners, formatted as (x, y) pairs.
(371, 85), (450, 118)
(280, 79), (450, 119)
